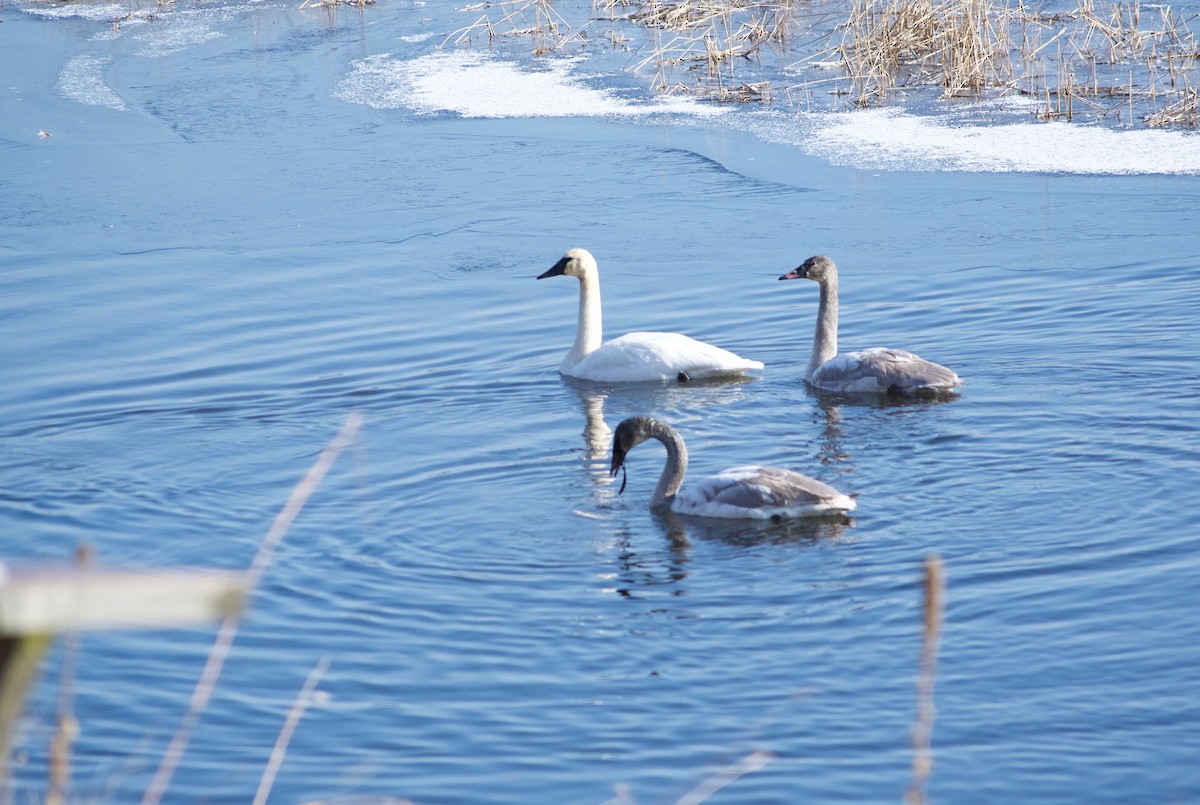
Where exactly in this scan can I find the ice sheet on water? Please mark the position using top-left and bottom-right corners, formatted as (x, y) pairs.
(23, 2), (127, 20)
(335, 50), (727, 119)
(129, 9), (226, 58)
(56, 53), (127, 111)
(745, 107), (1200, 175)
(29, 1), (226, 57)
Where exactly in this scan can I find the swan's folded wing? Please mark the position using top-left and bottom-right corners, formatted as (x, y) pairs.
(811, 348), (962, 393)
(570, 332), (763, 382)
(674, 465), (855, 519)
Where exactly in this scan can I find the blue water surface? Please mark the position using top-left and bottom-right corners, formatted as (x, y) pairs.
(1, 1), (1199, 803)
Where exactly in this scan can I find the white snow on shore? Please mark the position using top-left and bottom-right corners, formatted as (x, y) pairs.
(336, 51), (727, 119)
(31, 0), (1198, 177)
(24, 2), (127, 20)
(340, 49), (1200, 174)
(748, 107), (1200, 175)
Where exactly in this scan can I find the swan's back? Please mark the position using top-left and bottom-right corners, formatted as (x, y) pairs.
(810, 348), (962, 395)
(570, 331), (764, 383)
(674, 465), (856, 520)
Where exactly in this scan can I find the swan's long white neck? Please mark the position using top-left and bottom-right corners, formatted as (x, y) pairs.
(809, 275), (839, 379)
(646, 419), (688, 510)
(565, 270), (603, 371)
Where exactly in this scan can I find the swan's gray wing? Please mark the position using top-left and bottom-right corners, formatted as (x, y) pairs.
(811, 348), (962, 394)
(674, 466), (855, 519)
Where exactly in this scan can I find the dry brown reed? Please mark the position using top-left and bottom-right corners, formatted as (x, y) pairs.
(829, 0), (1199, 124)
(438, 0), (794, 102)
(1145, 82), (1199, 125)
(45, 547), (93, 805)
(824, 0), (1194, 115)
(140, 413), (363, 805)
(905, 554), (945, 805)
(673, 749), (775, 805)
(445, 0), (583, 54)
(252, 657), (331, 805)
(1001, 0), (1198, 124)
(622, 0), (794, 101)
(298, 0), (375, 9)
(443, 0), (1198, 126)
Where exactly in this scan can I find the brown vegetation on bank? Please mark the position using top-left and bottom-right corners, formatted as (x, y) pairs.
(447, 0), (1199, 127)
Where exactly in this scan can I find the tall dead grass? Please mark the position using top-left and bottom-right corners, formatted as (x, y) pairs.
(445, 0), (583, 54)
(823, 0), (1198, 123)
(444, 0), (1198, 125)
(1009, 0), (1200, 124)
(830, 0), (1015, 106)
(613, 0), (795, 101)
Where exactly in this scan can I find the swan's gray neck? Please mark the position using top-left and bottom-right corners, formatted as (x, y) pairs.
(809, 275), (839, 378)
(647, 420), (688, 510)
(565, 271), (603, 370)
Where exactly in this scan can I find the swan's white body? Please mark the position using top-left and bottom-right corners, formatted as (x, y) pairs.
(539, 248), (763, 383)
(610, 416), (856, 520)
(779, 256), (963, 395)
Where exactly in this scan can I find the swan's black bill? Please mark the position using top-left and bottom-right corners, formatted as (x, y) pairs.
(537, 257), (570, 280)
(610, 445), (629, 495)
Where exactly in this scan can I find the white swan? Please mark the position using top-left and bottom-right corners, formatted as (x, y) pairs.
(538, 248), (763, 383)
(609, 416), (856, 520)
(779, 256), (963, 395)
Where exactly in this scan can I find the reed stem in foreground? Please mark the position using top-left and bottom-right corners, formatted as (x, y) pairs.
(140, 412), (363, 805)
(252, 657), (331, 805)
(906, 554), (945, 805)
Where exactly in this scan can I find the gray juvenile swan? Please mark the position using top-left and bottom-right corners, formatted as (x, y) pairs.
(609, 416), (856, 520)
(779, 255), (963, 395)
(538, 248), (763, 383)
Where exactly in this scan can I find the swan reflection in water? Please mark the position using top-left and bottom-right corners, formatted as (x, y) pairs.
(601, 523), (690, 601)
(807, 384), (962, 481)
(601, 510), (854, 601)
(563, 374), (759, 469)
(658, 507), (853, 548)
(577, 386), (612, 462)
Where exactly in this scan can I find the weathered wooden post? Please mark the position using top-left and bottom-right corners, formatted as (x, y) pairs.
(0, 565), (247, 777)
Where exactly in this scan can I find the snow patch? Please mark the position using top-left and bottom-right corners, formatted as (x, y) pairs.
(336, 51), (726, 119)
(747, 107), (1200, 175)
(57, 53), (127, 111)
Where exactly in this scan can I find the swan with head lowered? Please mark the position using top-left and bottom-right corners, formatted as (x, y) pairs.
(779, 255), (963, 395)
(538, 248), (763, 383)
(609, 416), (855, 520)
